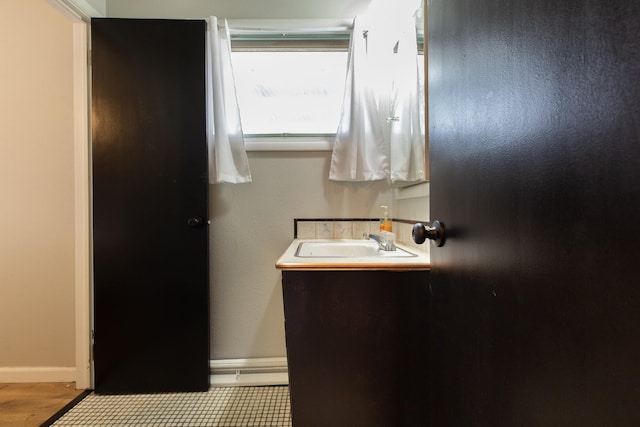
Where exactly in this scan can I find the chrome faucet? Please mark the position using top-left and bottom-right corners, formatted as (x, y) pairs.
(363, 232), (396, 251)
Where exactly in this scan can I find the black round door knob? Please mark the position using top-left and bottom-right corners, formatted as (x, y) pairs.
(412, 220), (446, 247)
(187, 216), (204, 228)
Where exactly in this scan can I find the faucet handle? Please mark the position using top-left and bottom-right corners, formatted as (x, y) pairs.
(380, 231), (396, 251)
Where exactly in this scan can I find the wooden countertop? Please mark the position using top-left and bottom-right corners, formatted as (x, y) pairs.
(275, 239), (430, 271)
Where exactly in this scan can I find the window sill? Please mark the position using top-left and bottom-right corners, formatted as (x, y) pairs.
(244, 135), (334, 152)
(394, 181), (430, 199)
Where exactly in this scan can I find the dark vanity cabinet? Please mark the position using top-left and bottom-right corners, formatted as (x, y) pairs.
(281, 270), (429, 427)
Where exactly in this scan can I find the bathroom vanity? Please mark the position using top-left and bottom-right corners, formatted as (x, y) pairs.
(276, 240), (430, 427)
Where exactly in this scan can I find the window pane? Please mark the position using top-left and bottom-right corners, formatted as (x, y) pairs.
(232, 51), (348, 135)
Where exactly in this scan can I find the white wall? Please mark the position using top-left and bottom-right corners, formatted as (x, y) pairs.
(210, 151), (394, 358)
(85, 0), (105, 14)
(0, 0), (76, 377)
(395, 183), (429, 222)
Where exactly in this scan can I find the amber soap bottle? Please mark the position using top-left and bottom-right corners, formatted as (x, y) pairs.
(380, 205), (392, 232)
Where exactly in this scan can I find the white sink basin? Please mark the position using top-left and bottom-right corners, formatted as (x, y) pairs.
(295, 240), (417, 258)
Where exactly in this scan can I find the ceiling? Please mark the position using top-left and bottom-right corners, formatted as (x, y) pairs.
(104, 0), (374, 20)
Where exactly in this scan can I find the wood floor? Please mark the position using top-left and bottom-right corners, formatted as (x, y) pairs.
(0, 382), (85, 427)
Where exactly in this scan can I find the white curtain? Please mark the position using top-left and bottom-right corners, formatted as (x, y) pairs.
(389, 16), (426, 184)
(206, 17), (252, 184)
(329, 17), (388, 182)
(330, 9), (424, 184)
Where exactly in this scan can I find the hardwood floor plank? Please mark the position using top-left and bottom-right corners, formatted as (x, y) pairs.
(0, 382), (84, 427)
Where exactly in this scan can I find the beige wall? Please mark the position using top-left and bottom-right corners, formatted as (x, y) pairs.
(0, 0), (76, 368)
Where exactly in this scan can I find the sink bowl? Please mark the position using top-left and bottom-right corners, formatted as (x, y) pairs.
(295, 240), (417, 258)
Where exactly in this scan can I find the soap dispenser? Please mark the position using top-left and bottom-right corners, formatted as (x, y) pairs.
(380, 205), (392, 232)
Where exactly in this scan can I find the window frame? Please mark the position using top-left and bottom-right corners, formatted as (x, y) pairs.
(226, 19), (425, 152)
(228, 23), (352, 151)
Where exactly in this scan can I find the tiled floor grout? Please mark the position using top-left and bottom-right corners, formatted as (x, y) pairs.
(52, 386), (291, 426)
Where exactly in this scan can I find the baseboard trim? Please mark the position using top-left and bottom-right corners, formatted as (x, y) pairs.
(0, 367), (76, 383)
(210, 372), (289, 387)
(210, 357), (288, 387)
(0, 360), (288, 386)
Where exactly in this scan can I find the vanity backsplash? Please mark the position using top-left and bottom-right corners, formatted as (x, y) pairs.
(294, 218), (430, 254)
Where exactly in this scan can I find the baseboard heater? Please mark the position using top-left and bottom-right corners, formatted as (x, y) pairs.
(210, 357), (289, 387)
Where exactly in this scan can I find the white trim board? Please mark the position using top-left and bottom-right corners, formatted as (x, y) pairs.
(72, 20), (92, 391)
(45, 0), (93, 391)
(210, 357), (289, 387)
(0, 367), (76, 384)
(244, 136), (333, 152)
(45, 0), (105, 21)
(210, 372), (289, 387)
(394, 181), (430, 200)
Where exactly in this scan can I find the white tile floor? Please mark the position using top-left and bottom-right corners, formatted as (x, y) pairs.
(52, 386), (291, 426)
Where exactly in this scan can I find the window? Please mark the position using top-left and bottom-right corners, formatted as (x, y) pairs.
(227, 20), (425, 149)
(230, 33), (350, 137)
(232, 51), (348, 136)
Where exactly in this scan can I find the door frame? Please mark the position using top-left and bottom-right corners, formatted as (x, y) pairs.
(47, 0), (99, 390)
(72, 19), (91, 391)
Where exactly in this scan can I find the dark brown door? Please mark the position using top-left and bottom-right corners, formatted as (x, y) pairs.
(91, 18), (209, 394)
(428, 0), (640, 425)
